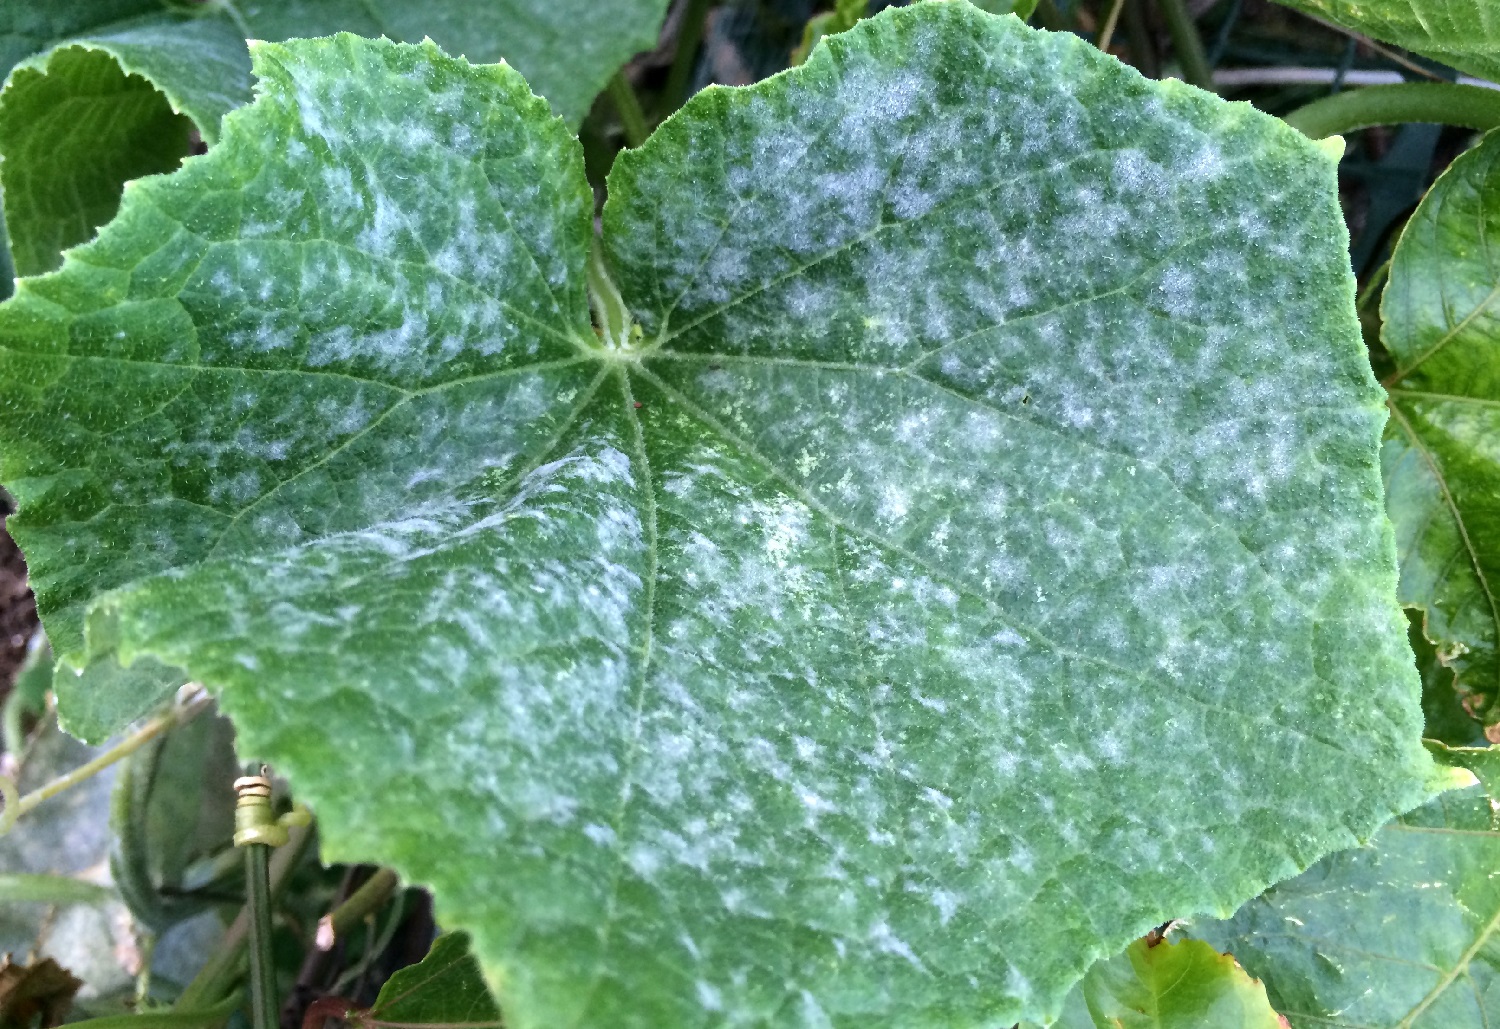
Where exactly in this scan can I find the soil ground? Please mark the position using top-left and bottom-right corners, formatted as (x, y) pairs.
(0, 512), (40, 696)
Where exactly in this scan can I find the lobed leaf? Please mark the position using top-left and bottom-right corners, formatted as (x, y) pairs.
(1197, 787), (1500, 1029)
(0, 5), (1441, 1027)
(1381, 129), (1500, 736)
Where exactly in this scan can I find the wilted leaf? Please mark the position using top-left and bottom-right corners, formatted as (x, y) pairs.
(0, 956), (83, 1028)
(0, 6), (1437, 1027)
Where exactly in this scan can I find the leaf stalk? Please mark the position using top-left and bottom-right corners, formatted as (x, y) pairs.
(1284, 83), (1500, 139)
(0, 686), (210, 836)
(607, 72), (650, 149)
(1155, 0), (1215, 92)
(664, 0), (714, 113)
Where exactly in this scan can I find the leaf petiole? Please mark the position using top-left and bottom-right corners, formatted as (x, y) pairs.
(1285, 83), (1500, 139)
(0, 686), (210, 836)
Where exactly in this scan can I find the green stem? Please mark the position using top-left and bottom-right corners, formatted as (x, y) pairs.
(175, 822), (313, 1011)
(317, 868), (400, 950)
(245, 844), (277, 1029)
(588, 240), (633, 349)
(1155, 0), (1215, 92)
(1122, 0), (1159, 78)
(1095, 0), (1128, 54)
(1284, 83), (1500, 139)
(0, 688), (210, 835)
(664, 0), (713, 112)
(1358, 259), (1391, 313)
(607, 72), (650, 149)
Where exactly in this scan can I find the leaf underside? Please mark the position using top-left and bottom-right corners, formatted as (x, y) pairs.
(1267, 0), (1500, 83)
(1381, 130), (1500, 733)
(0, 6), (1435, 1028)
(1196, 787), (1500, 1029)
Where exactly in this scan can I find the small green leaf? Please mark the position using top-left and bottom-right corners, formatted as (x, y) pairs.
(0, 6), (1439, 1028)
(366, 933), (500, 1028)
(1267, 0), (1500, 83)
(1077, 936), (1286, 1029)
(1197, 787), (1500, 1029)
(792, 0), (869, 66)
(1381, 129), (1500, 734)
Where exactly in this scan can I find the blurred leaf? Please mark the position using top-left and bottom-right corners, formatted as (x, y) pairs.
(3, 635), (51, 757)
(51, 655), (186, 749)
(1411, 608), (1489, 747)
(1268, 0), (1500, 83)
(1427, 742), (1500, 801)
(0, 874), (112, 907)
(791, 0), (867, 64)
(110, 708), (236, 932)
(968, 0), (1041, 18)
(0, 718), (133, 1000)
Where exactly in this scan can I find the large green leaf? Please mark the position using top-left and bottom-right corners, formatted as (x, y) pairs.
(0, 0), (669, 276)
(1381, 129), (1500, 735)
(1267, 0), (1500, 83)
(0, 6), (1441, 1027)
(1196, 787), (1500, 1029)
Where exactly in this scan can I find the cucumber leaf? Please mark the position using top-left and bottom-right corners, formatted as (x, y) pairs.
(1382, 129), (1500, 736)
(1268, 0), (1500, 82)
(0, 6), (1441, 1027)
(1196, 787), (1500, 1029)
